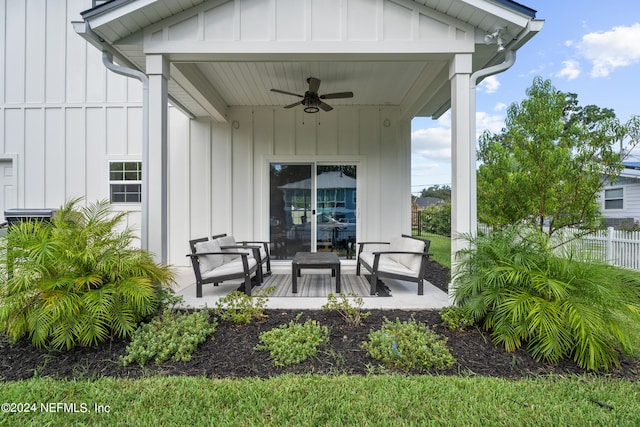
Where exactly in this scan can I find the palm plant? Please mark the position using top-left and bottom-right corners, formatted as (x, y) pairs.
(0, 199), (174, 350)
(453, 226), (640, 371)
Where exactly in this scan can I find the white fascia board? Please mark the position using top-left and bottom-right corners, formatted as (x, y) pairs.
(460, 0), (533, 28)
(145, 40), (475, 58)
(86, 0), (160, 31)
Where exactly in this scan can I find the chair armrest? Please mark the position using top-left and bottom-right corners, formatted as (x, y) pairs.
(357, 241), (390, 257)
(186, 251), (250, 258)
(371, 251), (430, 256)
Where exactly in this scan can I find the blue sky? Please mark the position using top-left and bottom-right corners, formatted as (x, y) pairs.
(411, 0), (640, 194)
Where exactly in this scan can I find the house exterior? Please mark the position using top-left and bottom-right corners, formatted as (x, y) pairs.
(0, 0), (542, 268)
(600, 162), (640, 228)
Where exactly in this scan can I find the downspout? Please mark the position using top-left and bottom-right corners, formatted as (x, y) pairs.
(468, 49), (517, 232)
(100, 51), (150, 251)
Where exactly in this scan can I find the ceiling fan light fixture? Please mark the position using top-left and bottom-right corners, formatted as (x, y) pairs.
(303, 96), (320, 113)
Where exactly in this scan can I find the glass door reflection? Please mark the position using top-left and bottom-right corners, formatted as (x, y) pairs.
(269, 164), (312, 259)
(315, 165), (357, 258)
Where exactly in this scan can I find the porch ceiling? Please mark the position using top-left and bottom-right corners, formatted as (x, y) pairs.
(78, 0), (540, 121)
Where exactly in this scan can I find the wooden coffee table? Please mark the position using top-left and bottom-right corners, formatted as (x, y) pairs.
(291, 252), (341, 293)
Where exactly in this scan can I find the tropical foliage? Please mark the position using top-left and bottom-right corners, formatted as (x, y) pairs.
(452, 226), (640, 371)
(0, 199), (174, 350)
(477, 77), (640, 236)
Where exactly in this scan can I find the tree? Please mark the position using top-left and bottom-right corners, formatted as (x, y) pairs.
(420, 185), (451, 201)
(477, 77), (639, 236)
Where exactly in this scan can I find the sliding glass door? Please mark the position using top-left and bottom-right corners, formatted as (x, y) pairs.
(269, 163), (357, 260)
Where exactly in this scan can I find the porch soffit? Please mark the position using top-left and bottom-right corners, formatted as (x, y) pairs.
(80, 0), (541, 121)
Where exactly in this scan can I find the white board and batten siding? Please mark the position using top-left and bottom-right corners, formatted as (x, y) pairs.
(169, 106), (413, 266)
(0, 0), (144, 228)
(2, 0), (416, 266)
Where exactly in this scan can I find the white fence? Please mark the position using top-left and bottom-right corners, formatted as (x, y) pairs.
(477, 225), (640, 271)
(563, 227), (640, 271)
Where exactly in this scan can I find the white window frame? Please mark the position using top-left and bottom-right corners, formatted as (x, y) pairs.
(604, 187), (624, 210)
(109, 161), (142, 204)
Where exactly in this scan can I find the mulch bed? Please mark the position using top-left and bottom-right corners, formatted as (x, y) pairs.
(1, 261), (639, 382)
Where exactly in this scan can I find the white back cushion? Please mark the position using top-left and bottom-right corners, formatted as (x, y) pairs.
(194, 239), (223, 273)
(387, 237), (405, 263)
(399, 237), (426, 272)
(218, 235), (240, 262)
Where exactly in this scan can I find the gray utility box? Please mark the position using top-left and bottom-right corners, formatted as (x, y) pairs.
(4, 208), (58, 226)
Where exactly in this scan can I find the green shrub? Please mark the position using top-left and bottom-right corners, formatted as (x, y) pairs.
(214, 286), (274, 324)
(453, 225), (640, 371)
(362, 317), (455, 371)
(440, 306), (475, 333)
(255, 315), (330, 366)
(0, 199), (174, 350)
(122, 309), (216, 366)
(322, 293), (371, 326)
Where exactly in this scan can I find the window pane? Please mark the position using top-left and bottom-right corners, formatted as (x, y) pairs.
(605, 199), (623, 209)
(605, 188), (623, 199)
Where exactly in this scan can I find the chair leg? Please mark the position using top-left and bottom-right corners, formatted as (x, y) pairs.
(196, 282), (202, 298)
(244, 274), (252, 296)
(369, 273), (377, 295)
(356, 261), (361, 276)
(265, 257), (272, 276)
(418, 279), (423, 295)
(257, 264), (264, 284)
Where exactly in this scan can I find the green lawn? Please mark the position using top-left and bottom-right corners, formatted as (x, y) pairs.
(2, 375), (638, 426)
(413, 233), (451, 268)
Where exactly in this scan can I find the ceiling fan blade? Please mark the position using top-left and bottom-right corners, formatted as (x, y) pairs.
(318, 101), (333, 112)
(284, 101), (303, 109)
(320, 91), (354, 100)
(271, 88), (304, 98)
(307, 77), (321, 93)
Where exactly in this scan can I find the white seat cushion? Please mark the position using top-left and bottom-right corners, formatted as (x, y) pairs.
(194, 239), (223, 273)
(201, 257), (258, 280)
(359, 252), (419, 278)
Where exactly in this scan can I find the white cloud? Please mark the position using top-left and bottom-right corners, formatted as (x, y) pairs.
(555, 59), (581, 80)
(578, 23), (640, 77)
(411, 126), (451, 162)
(476, 112), (505, 136)
(411, 110), (506, 163)
(478, 75), (500, 94)
(494, 102), (507, 112)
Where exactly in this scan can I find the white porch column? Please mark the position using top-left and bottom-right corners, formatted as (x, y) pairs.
(146, 54), (169, 263)
(449, 54), (475, 274)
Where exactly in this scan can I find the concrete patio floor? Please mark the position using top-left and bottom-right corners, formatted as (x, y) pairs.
(172, 262), (451, 310)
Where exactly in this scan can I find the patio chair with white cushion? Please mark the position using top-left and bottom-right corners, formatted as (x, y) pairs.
(187, 237), (259, 297)
(212, 233), (272, 281)
(356, 234), (431, 295)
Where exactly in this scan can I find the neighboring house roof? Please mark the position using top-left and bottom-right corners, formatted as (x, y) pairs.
(619, 163), (640, 179)
(414, 197), (444, 209)
(623, 162), (640, 170)
(279, 171), (357, 190)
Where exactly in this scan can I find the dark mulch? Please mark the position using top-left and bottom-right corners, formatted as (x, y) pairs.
(1, 261), (639, 382)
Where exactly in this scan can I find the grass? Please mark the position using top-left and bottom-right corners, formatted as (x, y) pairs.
(413, 232), (451, 268)
(2, 375), (639, 426)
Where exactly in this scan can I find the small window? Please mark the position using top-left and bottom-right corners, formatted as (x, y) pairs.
(109, 161), (142, 203)
(604, 188), (623, 210)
